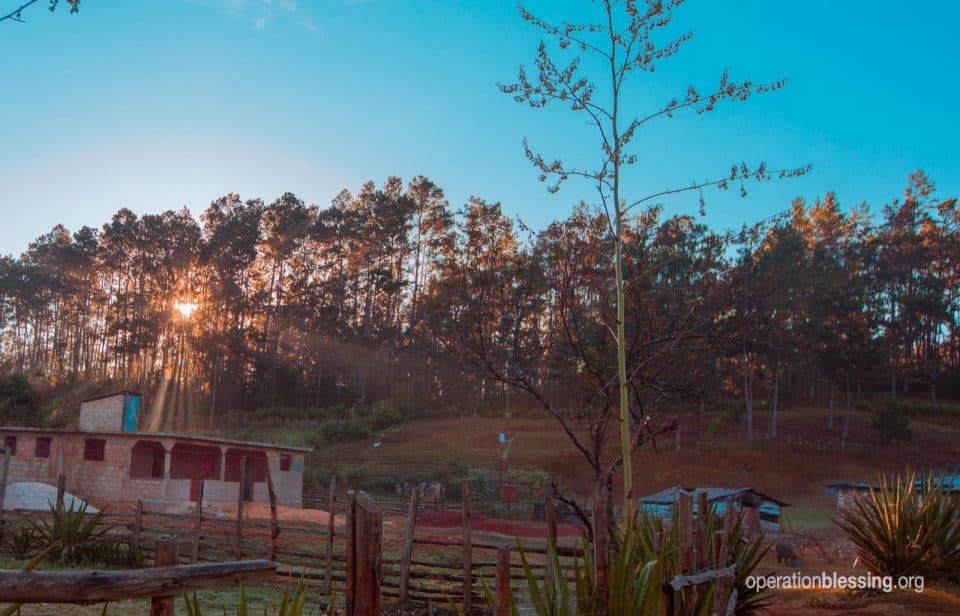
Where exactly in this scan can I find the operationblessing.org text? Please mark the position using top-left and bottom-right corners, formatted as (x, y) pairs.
(745, 572), (925, 594)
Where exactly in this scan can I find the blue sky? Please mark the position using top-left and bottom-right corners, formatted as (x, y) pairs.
(0, 0), (957, 256)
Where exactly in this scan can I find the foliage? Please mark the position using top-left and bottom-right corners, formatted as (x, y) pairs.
(182, 579), (310, 616)
(487, 504), (769, 615)
(32, 499), (111, 564)
(318, 418), (369, 444)
(2, 525), (37, 557)
(0, 373), (41, 426)
(836, 473), (960, 581)
(871, 403), (912, 445)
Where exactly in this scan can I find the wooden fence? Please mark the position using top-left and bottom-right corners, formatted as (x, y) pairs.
(0, 473), (746, 614)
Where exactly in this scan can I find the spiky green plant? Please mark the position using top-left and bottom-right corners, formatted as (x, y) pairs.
(3, 525), (37, 557)
(836, 473), (960, 581)
(33, 499), (111, 563)
(484, 501), (769, 616)
(182, 578), (311, 616)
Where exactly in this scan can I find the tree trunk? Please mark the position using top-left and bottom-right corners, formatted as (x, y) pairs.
(827, 384), (835, 430)
(742, 349), (754, 440)
(770, 362), (780, 439)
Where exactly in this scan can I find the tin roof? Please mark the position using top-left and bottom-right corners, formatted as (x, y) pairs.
(80, 390), (141, 404)
(639, 485), (789, 507)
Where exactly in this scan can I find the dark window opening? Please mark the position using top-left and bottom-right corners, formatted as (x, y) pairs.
(34, 437), (51, 458)
(170, 443), (221, 480)
(130, 441), (165, 479)
(3, 436), (16, 456)
(279, 454), (291, 472)
(224, 449), (268, 483)
(84, 438), (106, 461)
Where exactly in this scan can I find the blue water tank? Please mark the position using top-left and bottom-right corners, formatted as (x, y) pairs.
(122, 394), (140, 432)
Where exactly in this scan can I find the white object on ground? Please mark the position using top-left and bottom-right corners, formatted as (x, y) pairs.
(3, 481), (99, 513)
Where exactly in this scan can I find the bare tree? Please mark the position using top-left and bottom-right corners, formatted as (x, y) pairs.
(499, 0), (808, 523)
(1, 0), (79, 24)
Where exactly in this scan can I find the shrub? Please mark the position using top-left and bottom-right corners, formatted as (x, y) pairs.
(836, 473), (960, 581)
(871, 403), (912, 445)
(318, 418), (369, 444)
(3, 525), (37, 557)
(359, 400), (401, 432)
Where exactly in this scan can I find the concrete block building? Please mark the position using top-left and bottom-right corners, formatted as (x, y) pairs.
(0, 392), (309, 509)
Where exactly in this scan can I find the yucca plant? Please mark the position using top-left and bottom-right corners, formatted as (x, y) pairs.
(836, 473), (960, 581)
(33, 499), (111, 563)
(484, 501), (769, 616)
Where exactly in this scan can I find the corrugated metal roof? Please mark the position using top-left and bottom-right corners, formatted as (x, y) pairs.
(639, 485), (788, 507)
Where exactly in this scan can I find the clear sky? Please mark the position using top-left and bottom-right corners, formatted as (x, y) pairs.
(1, 1), (957, 256)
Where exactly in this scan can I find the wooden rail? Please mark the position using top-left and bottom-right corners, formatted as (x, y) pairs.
(0, 560), (277, 603)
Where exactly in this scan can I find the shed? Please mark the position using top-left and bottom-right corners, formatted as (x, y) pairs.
(79, 391), (141, 433)
(638, 486), (788, 531)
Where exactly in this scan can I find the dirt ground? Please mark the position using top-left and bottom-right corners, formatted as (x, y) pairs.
(765, 587), (960, 615)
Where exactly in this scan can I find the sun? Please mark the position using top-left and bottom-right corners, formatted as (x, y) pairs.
(173, 301), (198, 319)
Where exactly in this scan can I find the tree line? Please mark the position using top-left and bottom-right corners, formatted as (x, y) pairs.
(0, 171), (957, 436)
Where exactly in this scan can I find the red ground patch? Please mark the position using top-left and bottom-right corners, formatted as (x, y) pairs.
(418, 510), (582, 539)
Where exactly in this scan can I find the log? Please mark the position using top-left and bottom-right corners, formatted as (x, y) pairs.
(399, 486), (419, 605)
(150, 535), (179, 616)
(0, 559), (277, 603)
(667, 564), (737, 592)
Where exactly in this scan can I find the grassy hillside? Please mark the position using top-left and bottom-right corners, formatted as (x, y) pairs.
(220, 398), (960, 531)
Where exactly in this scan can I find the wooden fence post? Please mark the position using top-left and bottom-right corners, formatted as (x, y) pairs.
(235, 457), (246, 560)
(496, 544), (511, 616)
(544, 487), (557, 598)
(677, 492), (694, 572)
(696, 490), (709, 570)
(346, 491), (382, 616)
(266, 468), (279, 561)
(150, 535), (178, 616)
(462, 480), (473, 613)
(191, 480), (204, 563)
(325, 475), (336, 594)
(56, 474), (65, 512)
(593, 482), (609, 616)
(132, 499), (143, 556)
(0, 446), (11, 539)
(399, 486), (420, 605)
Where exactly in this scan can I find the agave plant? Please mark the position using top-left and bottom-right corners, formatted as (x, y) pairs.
(33, 498), (111, 563)
(836, 473), (960, 581)
(484, 500), (769, 616)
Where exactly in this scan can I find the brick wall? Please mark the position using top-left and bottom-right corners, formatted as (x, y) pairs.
(0, 430), (305, 509)
(78, 396), (125, 432)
